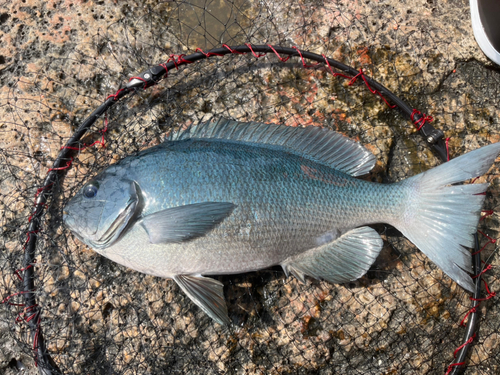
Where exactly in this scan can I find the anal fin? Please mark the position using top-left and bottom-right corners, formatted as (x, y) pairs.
(282, 226), (383, 284)
(174, 274), (230, 325)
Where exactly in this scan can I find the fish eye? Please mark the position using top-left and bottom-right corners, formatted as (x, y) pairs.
(83, 182), (99, 199)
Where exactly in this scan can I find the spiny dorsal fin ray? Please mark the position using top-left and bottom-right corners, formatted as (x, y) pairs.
(169, 118), (376, 176)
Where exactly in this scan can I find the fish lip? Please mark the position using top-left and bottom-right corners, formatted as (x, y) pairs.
(62, 211), (87, 243)
(62, 210), (74, 229)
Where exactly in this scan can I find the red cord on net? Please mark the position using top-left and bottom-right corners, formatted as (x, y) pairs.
(2, 300), (41, 354)
(127, 75), (149, 89)
(470, 278), (496, 301)
(48, 157), (73, 172)
(34, 184), (54, 200)
(22, 230), (39, 248)
(16, 304), (39, 324)
(453, 334), (476, 358)
(167, 45), (398, 110)
(14, 264), (34, 281)
(320, 58), (396, 109)
(19, 66), (115, 367)
(168, 54), (194, 69)
(459, 269), (496, 327)
(196, 48), (224, 58)
(33, 313), (41, 365)
(458, 228), (497, 328)
(28, 201), (48, 222)
(222, 44), (245, 55)
(347, 69), (364, 86)
(245, 43), (266, 58)
(477, 229), (496, 245)
(60, 119), (108, 151)
(472, 264), (493, 279)
(480, 210), (494, 221)
(473, 229), (496, 255)
(1, 290), (33, 306)
(445, 362), (466, 375)
(459, 304), (479, 327)
(29, 184), (53, 218)
(293, 47), (320, 68)
(321, 54), (351, 80)
(411, 109), (434, 131)
(106, 88), (126, 101)
(159, 63), (169, 77)
(60, 136), (105, 151)
(266, 44), (291, 62)
(358, 71), (397, 109)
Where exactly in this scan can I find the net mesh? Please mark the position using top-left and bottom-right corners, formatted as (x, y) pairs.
(1, 0), (500, 374)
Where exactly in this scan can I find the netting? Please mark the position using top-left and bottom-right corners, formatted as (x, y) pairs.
(1, 0), (500, 374)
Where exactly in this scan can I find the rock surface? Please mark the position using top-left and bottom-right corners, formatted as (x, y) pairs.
(1, 0), (499, 374)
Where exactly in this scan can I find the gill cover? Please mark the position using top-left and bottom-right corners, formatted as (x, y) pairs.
(63, 174), (141, 249)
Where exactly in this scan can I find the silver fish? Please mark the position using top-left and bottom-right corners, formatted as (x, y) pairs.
(63, 118), (500, 324)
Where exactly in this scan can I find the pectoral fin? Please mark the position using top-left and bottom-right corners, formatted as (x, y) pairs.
(140, 202), (236, 244)
(174, 274), (230, 325)
(282, 226), (383, 284)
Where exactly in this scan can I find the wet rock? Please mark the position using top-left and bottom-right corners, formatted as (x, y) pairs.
(1, 0), (499, 374)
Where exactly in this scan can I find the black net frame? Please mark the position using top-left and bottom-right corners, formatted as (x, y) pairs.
(3, 43), (494, 375)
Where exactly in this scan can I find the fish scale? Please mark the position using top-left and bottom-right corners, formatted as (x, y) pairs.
(97, 140), (392, 273)
(63, 119), (500, 324)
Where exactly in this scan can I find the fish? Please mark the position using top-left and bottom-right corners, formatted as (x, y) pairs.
(63, 118), (500, 325)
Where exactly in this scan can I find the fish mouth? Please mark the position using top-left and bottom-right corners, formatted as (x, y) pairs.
(62, 210), (89, 244)
(93, 182), (141, 249)
(62, 210), (77, 232)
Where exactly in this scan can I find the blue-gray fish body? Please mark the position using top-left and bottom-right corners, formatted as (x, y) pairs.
(63, 119), (500, 324)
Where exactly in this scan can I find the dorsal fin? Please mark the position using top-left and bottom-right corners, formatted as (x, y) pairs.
(169, 118), (376, 176)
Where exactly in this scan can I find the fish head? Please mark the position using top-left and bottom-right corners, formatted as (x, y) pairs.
(63, 171), (142, 249)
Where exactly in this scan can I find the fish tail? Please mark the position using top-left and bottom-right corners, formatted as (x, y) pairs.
(394, 142), (500, 292)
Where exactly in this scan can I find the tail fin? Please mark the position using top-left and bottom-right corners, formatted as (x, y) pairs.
(396, 143), (500, 292)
